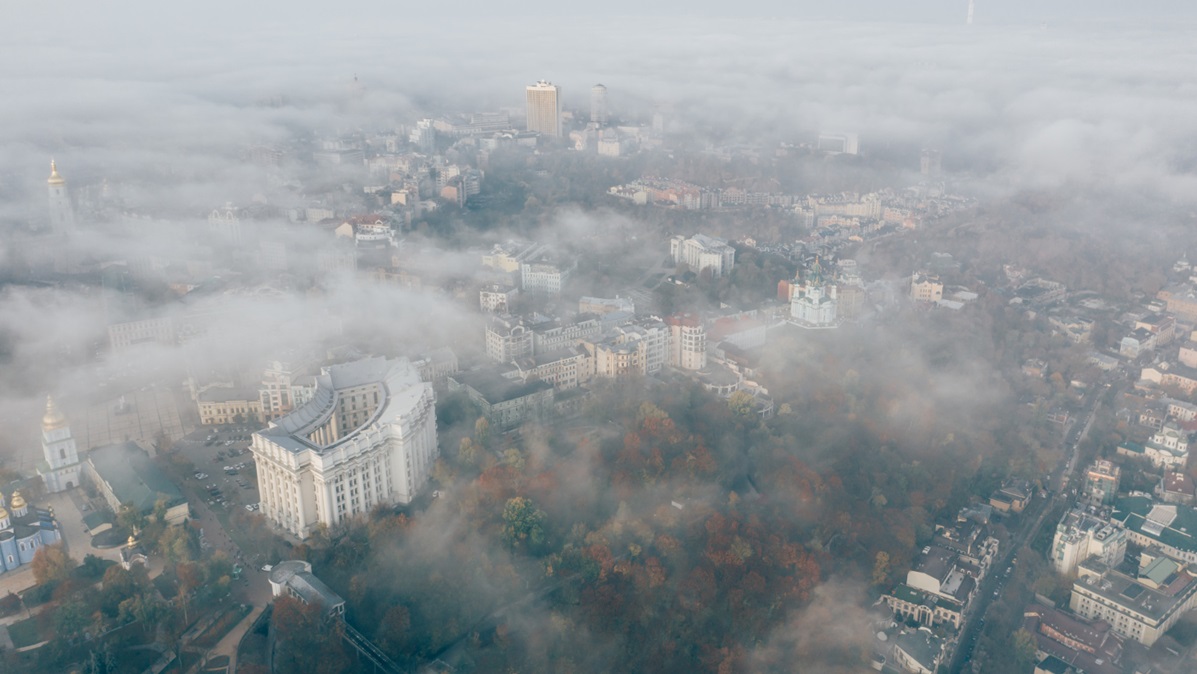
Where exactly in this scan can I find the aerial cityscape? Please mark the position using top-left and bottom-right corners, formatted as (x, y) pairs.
(2, 2), (1197, 673)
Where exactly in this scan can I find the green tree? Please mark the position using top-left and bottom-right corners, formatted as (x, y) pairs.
(502, 497), (547, 550)
(1012, 628), (1038, 669)
(728, 390), (757, 419)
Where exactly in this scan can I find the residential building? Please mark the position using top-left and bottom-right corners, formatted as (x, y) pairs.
(480, 284), (518, 313)
(37, 396), (82, 493)
(449, 370), (554, 430)
(508, 348), (589, 390)
(108, 317), (176, 353)
(1156, 284), (1197, 324)
(1120, 327), (1157, 359)
(1022, 606), (1124, 674)
(526, 80), (562, 138)
(588, 319), (671, 379)
(251, 358), (437, 538)
(890, 628), (943, 674)
(1082, 460), (1120, 506)
(269, 560), (345, 619)
(1049, 509), (1127, 577)
(85, 441), (190, 526)
(579, 296), (634, 316)
(904, 545), (979, 609)
(486, 315), (534, 363)
(532, 316), (603, 355)
(260, 358), (317, 421)
(933, 519), (999, 574)
(412, 347), (459, 384)
(521, 259), (569, 295)
(910, 273), (943, 303)
(666, 313), (706, 370)
(670, 234), (736, 278)
(989, 479), (1033, 513)
(1070, 552), (1197, 646)
(883, 583), (965, 630)
(1158, 472), (1196, 505)
(1135, 313), (1176, 347)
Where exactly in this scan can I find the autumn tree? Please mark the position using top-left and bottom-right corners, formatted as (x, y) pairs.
(273, 595), (352, 674)
(32, 543), (73, 586)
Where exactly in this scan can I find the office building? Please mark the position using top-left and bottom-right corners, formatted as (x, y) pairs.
(251, 358), (437, 538)
(526, 80), (562, 138)
(1070, 551), (1197, 646)
(590, 84), (608, 125)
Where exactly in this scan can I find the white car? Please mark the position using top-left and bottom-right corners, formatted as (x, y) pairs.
(194, 472), (208, 479)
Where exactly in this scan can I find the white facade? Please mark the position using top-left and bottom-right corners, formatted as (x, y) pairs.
(791, 283), (838, 327)
(1050, 509), (1127, 577)
(670, 234), (735, 278)
(251, 358), (437, 538)
(521, 261), (568, 295)
(667, 315), (707, 370)
(590, 84), (608, 125)
(526, 80), (562, 138)
(38, 396), (82, 493)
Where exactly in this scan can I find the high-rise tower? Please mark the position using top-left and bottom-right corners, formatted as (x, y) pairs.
(38, 396), (82, 493)
(47, 160), (75, 233)
(526, 80), (562, 138)
(590, 84), (608, 125)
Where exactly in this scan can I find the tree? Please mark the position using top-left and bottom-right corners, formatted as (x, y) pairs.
(872, 551), (891, 587)
(1012, 628), (1038, 669)
(502, 496), (547, 550)
(32, 543), (73, 586)
(273, 595), (352, 674)
(728, 390), (757, 419)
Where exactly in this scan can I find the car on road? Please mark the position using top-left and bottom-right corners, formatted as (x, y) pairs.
(194, 472), (208, 479)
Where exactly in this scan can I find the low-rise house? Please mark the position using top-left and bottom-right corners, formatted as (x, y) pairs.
(1158, 472), (1196, 505)
(1022, 605), (1123, 674)
(269, 560), (346, 619)
(990, 479), (1033, 513)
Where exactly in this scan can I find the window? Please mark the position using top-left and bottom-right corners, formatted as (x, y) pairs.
(60, 448), (66, 460)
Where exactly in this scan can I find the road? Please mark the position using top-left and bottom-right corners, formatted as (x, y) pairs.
(950, 373), (1120, 673)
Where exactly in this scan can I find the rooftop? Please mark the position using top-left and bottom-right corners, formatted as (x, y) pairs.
(1113, 496), (1197, 554)
(88, 442), (186, 513)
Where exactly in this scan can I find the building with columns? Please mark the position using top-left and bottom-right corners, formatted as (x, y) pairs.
(250, 357), (437, 538)
(38, 396), (82, 493)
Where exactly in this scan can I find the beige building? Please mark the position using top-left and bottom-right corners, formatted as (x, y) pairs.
(198, 388), (263, 425)
(526, 80), (562, 137)
(910, 273), (944, 303)
(1070, 552), (1197, 646)
(666, 313), (707, 370)
(251, 358), (437, 538)
(108, 317), (176, 353)
(1049, 509), (1127, 577)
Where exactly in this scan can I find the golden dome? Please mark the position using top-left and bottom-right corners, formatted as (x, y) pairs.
(127, 534), (137, 547)
(43, 395), (67, 431)
(48, 160), (65, 186)
(9, 492), (25, 510)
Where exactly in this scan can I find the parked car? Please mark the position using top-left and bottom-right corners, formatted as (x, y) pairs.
(194, 472), (208, 480)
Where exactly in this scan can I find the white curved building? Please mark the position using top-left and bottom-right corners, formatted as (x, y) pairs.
(251, 357), (437, 538)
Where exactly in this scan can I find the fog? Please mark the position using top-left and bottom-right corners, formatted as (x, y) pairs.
(2, 3), (1195, 672)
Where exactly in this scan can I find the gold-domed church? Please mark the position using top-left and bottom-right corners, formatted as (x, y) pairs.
(37, 395), (83, 493)
(0, 490), (61, 574)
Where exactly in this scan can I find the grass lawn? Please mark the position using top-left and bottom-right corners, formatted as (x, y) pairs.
(8, 616), (44, 648)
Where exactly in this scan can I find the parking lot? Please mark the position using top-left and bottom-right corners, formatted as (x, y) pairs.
(173, 425), (260, 515)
